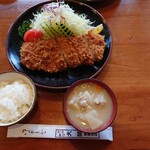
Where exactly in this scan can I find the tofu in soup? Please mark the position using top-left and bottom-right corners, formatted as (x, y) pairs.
(66, 82), (113, 131)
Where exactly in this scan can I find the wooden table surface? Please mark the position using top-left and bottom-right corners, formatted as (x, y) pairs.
(0, 0), (150, 149)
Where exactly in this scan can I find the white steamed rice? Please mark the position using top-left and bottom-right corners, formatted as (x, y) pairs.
(0, 80), (33, 124)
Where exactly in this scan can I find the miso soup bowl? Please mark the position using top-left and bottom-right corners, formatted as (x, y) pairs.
(63, 79), (117, 133)
(0, 72), (37, 126)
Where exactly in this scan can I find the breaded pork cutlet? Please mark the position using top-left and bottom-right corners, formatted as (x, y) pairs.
(56, 36), (81, 68)
(20, 39), (67, 73)
(20, 32), (106, 73)
(68, 35), (94, 65)
(84, 33), (106, 61)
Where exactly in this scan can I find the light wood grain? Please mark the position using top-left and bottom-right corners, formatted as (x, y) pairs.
(0, 0), (150, 149)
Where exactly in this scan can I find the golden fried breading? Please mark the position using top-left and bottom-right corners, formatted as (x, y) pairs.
(20, 39), (67, 73)
(56, 37), (81, 68)
(84, 33), (106, 61)
(69, 35), (94, 65)
(20, 33), (106, 73)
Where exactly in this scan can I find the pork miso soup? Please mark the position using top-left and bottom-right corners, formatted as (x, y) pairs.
(66, 82), (113, 131)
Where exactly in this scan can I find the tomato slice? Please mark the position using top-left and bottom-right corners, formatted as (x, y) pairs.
(23, 29), (43, 42)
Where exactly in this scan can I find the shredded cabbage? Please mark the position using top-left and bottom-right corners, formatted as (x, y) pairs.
(30, 2), (93, 38)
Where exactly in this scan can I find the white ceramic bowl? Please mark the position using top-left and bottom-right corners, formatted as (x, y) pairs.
(0, 72), (36, 126)
(64, 79), (117, 133)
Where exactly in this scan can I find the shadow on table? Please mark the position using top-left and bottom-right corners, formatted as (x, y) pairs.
(84, 0), (121, 9)
(70, 139), (112, 150)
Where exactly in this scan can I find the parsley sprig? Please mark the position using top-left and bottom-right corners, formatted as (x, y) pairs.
(18, 20), (31, 38)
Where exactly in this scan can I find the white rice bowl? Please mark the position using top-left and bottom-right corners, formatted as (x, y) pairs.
(0, 72), (36, 126)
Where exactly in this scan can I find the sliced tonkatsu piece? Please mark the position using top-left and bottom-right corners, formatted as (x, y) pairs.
(42, 39), (68, 72)
(68, 35), (94, 65)
(84, 33), (106, 61)
(56, 36), (81, 68)
(20, 39), (67, 73)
